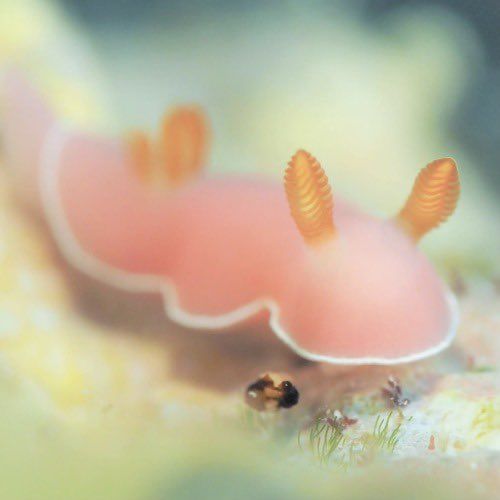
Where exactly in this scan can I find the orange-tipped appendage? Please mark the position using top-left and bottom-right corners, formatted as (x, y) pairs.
(161, 106), (209, 184)
(284, 150), (336, 245)
(396, 158), (460, 241)
(127, 130), (152, 181)
(126, 106), (209, 186)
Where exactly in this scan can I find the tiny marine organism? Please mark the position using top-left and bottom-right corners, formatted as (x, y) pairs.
(382, 376), (410, 408)
(245, 373), (299, 411)
(319, 409), (358, 431)
(428, 434), (436, 451)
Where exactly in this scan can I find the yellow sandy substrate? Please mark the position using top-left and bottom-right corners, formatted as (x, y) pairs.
(0, 166), (234, 425)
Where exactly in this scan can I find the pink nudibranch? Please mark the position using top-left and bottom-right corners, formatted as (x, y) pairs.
(1, 72), (460, 365)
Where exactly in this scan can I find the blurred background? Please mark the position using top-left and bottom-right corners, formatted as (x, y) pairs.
(0, 1), (499, 499)
(3, 0), (499, 270)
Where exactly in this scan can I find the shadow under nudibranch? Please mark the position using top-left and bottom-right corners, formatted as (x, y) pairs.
(49, 256), (467, 403)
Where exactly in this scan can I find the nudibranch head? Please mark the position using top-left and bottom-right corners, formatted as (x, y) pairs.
(278, 151), (460, 364)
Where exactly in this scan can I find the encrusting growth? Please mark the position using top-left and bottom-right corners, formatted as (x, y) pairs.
(127, 106), (209, 186)
(396, 157), (460, 241)
(284, 149), (336, 245)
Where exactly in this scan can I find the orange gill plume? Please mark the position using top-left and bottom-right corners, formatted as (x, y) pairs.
(161, 106), (209, 184)
(127, 130), (152, 181)
(126, 106), (209, 185)
(396, 157), (460, 241)
(284, 150), (336, 246)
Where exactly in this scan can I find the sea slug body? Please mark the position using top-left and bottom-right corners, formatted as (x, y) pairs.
(1, 72), (460, 365)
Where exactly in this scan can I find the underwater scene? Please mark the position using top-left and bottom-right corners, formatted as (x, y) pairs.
(0, 0), (499, 498)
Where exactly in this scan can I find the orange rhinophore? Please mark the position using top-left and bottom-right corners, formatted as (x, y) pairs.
(126, 106), (209, 186)
(161, 106), (209, 184)
(396, 158), (460, 240)
(284, 149), (335, 245)
(2, 70), (461, 366)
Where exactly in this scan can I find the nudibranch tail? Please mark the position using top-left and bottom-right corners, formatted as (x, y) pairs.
(161, 106), (209, 184)
(396, 157), (460, 240)
(284, 149), (336, 245)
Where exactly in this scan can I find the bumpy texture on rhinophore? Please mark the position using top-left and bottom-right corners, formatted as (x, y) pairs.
(396, 158), (460, 240)
(284, 150), (335, 245)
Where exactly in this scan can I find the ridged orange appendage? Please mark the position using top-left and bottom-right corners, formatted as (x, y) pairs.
(396, 157), (460, 241)
(127, 130), (152, 181)
(284, 150), (336, 246)
(161, 106), (209, 184)
(126, 106), (209, 186)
